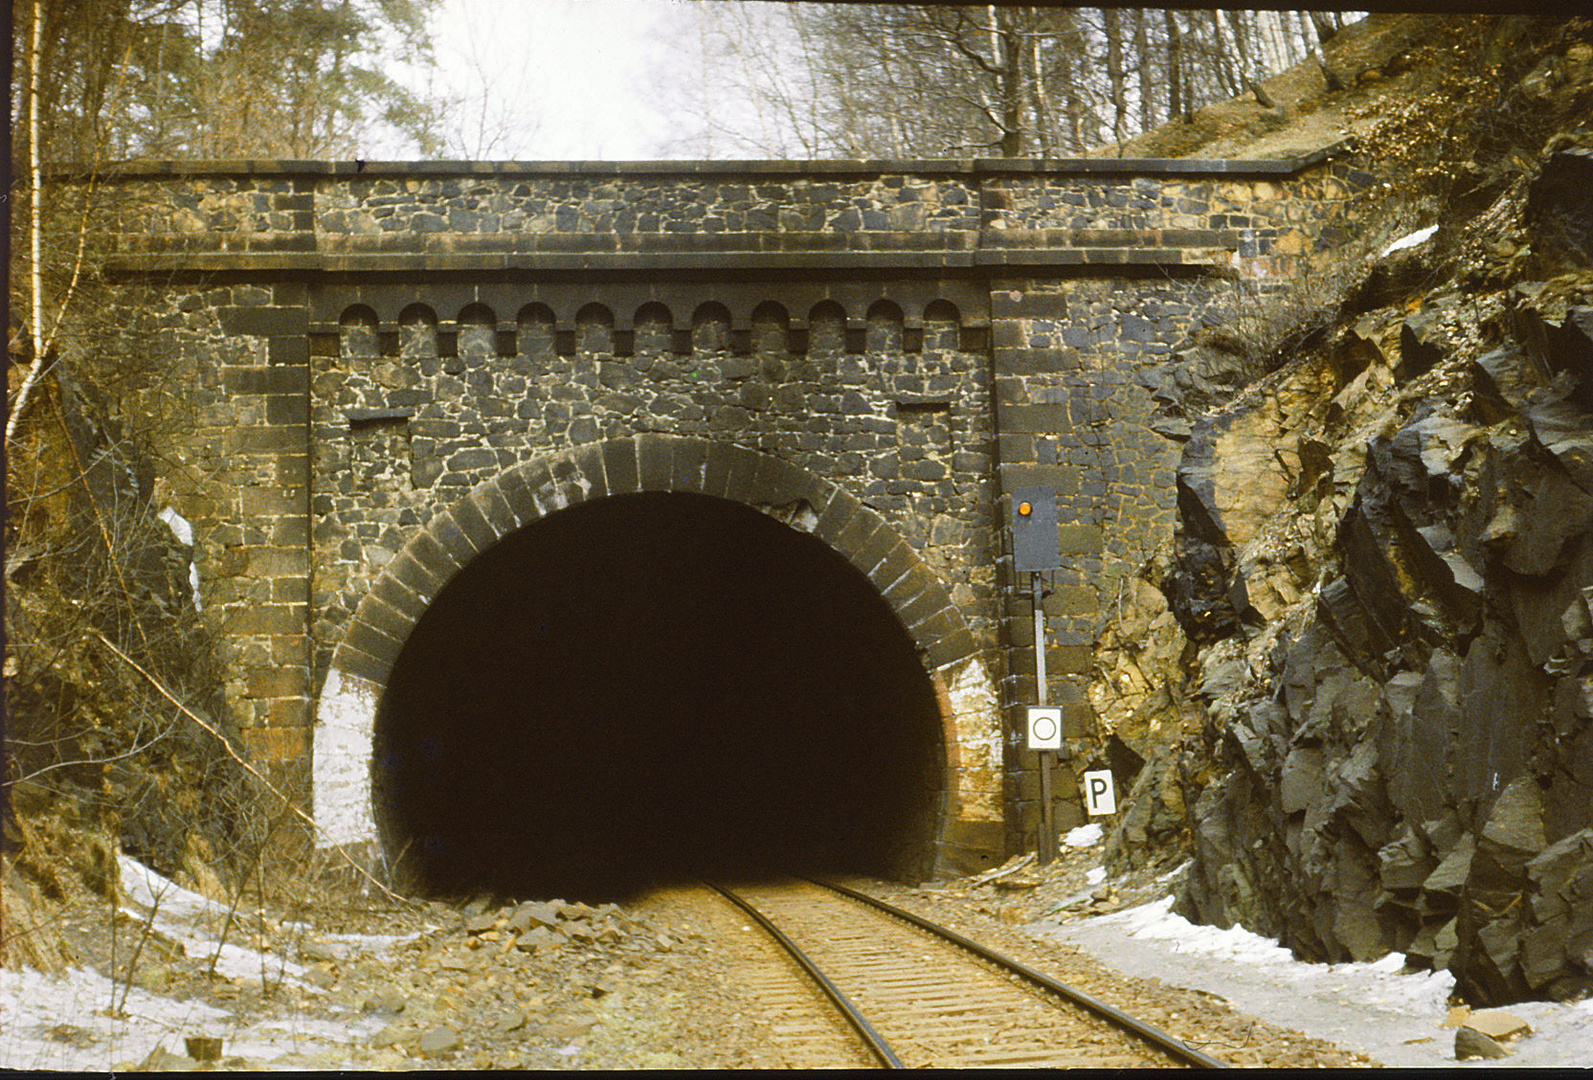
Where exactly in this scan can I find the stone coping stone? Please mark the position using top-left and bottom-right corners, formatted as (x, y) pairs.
(104, 247), (1225, 276)
(56, 142), (1351, 180)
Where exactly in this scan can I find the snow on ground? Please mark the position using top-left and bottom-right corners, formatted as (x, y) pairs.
(117, 853), (315, 989)
(0, 855), (402, 1072)
(1038, 891), (1593, 1067)
(1380, 223), (1438, 257)
(1063, 822), (1104, 848)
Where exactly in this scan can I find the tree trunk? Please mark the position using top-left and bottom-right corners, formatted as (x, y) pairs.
(1104, 8), (1129, 148)
(1133, 10), (1153, 135)
(11, 0), (49, 448)
(993, 7), (1023, 156)
(1165, 9), (1185, 123)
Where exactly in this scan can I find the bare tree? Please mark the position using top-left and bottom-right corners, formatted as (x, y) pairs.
(657, 4), (1335, 160)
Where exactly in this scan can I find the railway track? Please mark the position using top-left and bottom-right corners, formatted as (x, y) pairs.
(707, 877), (1228, 1069)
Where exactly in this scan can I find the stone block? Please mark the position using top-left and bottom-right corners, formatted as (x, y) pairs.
(748, 454), (820, 507)
(1056, 523), (1102, 556)
(601, 439), (641, 496)
(224, 365), (308, 394)
(226, 604), (304, 636)
(1048, 644), (1092, 675)
(670, 437), (710, 492)
(266, 394), (309, 425)
(246, 667), (308, 699)
(356, 593), (417, 646)
(240, 725), (309, 762)
(468, 482), (522, 537)
(245, 546), (309, 578)
(868, 541), (917, 593)
(331, 641), (393, 687)
(240, 488), (304, 518)
(1044, 585), (1097, 618)
(370, 574), (428, 621)
(926, 625), (979, 671)
(343, 618), (403, 666)
(999, 464), (1079, 495)
(229, 426), (309, 454)
(998, 403), (1071, 434)
(635, 433), (676, 492)
(404, 530), (465, 587)
(568, 442), (611, 500)
(385, 548), (448, 604)
(448, 493), (499, 553)
(218, 306), (307, 337)
(842, 522), (896, 579)
(495, 465), (541, 524)
(812, 486), (863, 544)
(425, 511), (481, 566)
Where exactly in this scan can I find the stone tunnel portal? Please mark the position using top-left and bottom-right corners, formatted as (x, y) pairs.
(372, 491), (947, 901)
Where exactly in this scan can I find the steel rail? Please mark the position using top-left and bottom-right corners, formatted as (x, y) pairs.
(706, 882), (903, 1068)
(811, 877), (1230, 1069)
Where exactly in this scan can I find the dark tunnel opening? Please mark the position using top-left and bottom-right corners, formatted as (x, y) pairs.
(373, 491), (946, 902)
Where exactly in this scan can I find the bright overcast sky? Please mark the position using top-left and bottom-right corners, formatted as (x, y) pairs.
(414, 0), (691, 160)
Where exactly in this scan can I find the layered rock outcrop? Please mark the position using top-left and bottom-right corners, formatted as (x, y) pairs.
(1095, 24), (1593, 1007)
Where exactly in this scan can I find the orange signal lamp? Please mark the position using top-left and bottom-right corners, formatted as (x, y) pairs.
(1018, 501), (1033, 516)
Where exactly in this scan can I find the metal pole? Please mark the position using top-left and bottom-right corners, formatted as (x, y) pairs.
(1033, 571), (1055, 866)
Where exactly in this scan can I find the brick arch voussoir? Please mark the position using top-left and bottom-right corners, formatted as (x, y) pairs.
(331, 436), (977, 693)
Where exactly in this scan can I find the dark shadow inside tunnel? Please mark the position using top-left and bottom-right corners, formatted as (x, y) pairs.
(372, 491), (946, 902)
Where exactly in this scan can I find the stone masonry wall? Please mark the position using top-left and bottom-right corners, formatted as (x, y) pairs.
(89, 154), (1372, 863)
(307, 288), (1000, 691)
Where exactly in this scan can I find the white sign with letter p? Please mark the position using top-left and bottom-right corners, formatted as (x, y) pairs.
(1083, 770), (1117, 816)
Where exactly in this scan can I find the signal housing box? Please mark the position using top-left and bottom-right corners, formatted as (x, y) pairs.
(1010, 486), (1061, 572)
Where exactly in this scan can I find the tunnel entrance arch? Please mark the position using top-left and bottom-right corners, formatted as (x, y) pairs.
(313, 436), (1002, 889)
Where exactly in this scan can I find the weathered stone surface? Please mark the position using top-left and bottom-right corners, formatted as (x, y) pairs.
(1526, 149), (1593, 271)
(1149, 122), (1593, 1004)
(418, 1025), (460, 1057)
(1455, 1026), (1510, 1060)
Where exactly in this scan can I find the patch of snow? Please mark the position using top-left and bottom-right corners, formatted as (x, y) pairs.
(1085, 866), (1106, 885)
(156, 507), (202, 610)
(158, 506), (193, 547)
(1040, 894), (1593, 1067)
(1063, 823), (1104, 848)
(1380, 224), (1437, 257)
(0, 857), (412, 1072)
(0, 964), (231, 1072)
(116, 854), (313, 988)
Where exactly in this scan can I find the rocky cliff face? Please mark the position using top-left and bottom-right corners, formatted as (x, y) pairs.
(1095, 21), (1593, 1006)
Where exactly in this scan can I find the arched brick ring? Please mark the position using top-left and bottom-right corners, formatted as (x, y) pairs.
(329, 435), (979, 692)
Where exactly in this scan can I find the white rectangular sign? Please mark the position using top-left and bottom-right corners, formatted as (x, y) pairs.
(1083, 770), (1117, 816)
(1026, 707), (1063, 751)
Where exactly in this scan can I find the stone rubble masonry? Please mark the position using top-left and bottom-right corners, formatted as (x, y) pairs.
(92, 153), (1371, 868)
